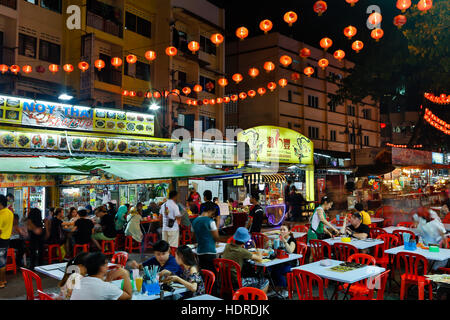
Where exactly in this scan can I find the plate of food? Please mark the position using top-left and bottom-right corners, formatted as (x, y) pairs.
(95, 120), (106, 128)
(31, 135), (43, 148)
(1, 133), (15, 147)
(17, 134), (30, 148)
(6, 98), (20, 108)
(107, 140), (117, 152)
(0, 97), (4, 106)
(126, 123), (135, 131)
(118, 141), (127, 152)
(46, 136), (57, 149)
(128, 141), (138, 152)
(106, 122), (115, 130)
(127, 114), (136, 121)
(117, 122), (126, 130)
(137, 115), (144, 122)
(136, 124), (144, 131)
(83, 139), (96, 151)
(59, 137), (68, 149)
(96, 110), (106, 118)
(107, 112), (116, 119)
(96, 139), (106, 152)
(117, 113), (126, 120)
(6, 110), (19, 121)
(71, 137), (83, 150)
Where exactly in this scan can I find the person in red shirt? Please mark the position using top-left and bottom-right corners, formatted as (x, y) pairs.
(187, 188), (201, 213)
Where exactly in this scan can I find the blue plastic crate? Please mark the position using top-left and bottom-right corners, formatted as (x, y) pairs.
(404, 241), (417, 251)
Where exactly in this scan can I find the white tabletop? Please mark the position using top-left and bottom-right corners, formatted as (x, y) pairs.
(191, 242), (227, 255)
(371, 217), (384, 223)
(111, 280), (188, 300)
(383, 226), (420, 235)
(384, 246), (450, 262)
(252, 254), (302, 267)
(292, 259), (385, 284)
(264, 231), (306, 240)
(323, 238), (384, 250)
(185, 294), (223, 301)
(35, 262), (117, 281)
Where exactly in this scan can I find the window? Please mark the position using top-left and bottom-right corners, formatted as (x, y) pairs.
(200, 76), (216, 94)
(173, 29), (188, 53)
(307, 63), (318, 78)
(288, 90), (292, 103)
(125, 12), (151, 38)
(200, 116), (216, 130)
(308, 127), (319, 139)
(347, 105), (356, 116)
(349, 133), (356, 145)
(19, 33), (37, 58)
(307, 95), (319, 108)
(200, 35), (216, 55)
(363, 109), (371, 120)
(40, 0), (61, 13)
(329, 100), (336, 112)
(135, 61), (150, 81)
(39, 39), (60, 64)
(364, 136), (370, 146)
(95, 53), (121, 86)
(184, 114), (195, 131)
(330, 130), (337, 142)
(176, 71), (187, 89)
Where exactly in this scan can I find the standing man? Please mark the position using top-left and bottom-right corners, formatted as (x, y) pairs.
(200, 190), (221, 227)
(191, 202), (220, 272)
(161, 191), (182, 248)
(289, 186), (306, 222)
(249, 192), (264, 233)
(284, 180), (292, 212)
(0, 195), (14, 288)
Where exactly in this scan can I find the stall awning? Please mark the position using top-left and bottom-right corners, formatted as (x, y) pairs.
(0, 157), (89, 175)
(262, 174), (287, 183)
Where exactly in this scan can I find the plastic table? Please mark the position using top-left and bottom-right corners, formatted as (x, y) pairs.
(382, 226), (420, 235)
(111, 280), (188, 300)
(35, 262), (117, 281)
(264, 231), (306, 240)
(252, 254), (303, 268)
(384, 246), (450, 262)
(191, 242), (227, 255)
(323, 238), (384, 250)
(185, 294), (223, 300)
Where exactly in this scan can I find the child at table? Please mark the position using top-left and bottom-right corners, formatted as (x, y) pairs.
(159, 245), (206, 299)
(58, 252), (89, 300)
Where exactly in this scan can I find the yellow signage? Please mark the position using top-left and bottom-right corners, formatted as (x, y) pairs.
(238, 126), (314, 164)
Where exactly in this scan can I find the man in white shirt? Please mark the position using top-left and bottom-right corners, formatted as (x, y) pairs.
(71, 252), (132, 300)
(160, 191), (182, 248)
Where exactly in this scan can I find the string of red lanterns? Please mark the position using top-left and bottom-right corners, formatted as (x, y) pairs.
(423, 107), (450, 135)
(386, 143), (423, 149)
(424, 92), (449, 104)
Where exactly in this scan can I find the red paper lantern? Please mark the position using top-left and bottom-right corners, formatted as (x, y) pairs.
(95, 59), (105, 71)
(49, 64), (59, 74)
(129, 91), (136, 97)
(210, 33), (224, 46)
(137, 91), (143, 97)
(346, 0), (359, 6)
(205, 82), (215, 92)
(417, 0), (432, 11)
(10, 65), (20, 74)
(260, 20), (273, 34)
(300, 48), (311, 58)
(318, 58), (329, 70)
(248, 68), (260, 78)
(313, 1), (328, 16)
(209, 99), (216, 105)
(320, 37), (333, 51)
(223, 96), (231, 103)
(278, 78), (288, 88)
(230, 95), (238, 102)
(22, 65), (32, 74)
(111, 57), (123, 67)
(393, 15), (407, 28)
(396, 0), (411, 12)
(239, 92), (247, 100)
(257, 87), (267, 96)
(352, 40), (364, 53)
(203, 99), (209, 105)
(172, 89), (180, 96)
(126, 54), (137, 64)
(218, 78), (228, 87)
(232, 73), (244, 84)
(304, 67), (315, 77)
(216, 97), (223, 104)
(165, 46), (177, 57)
(333, 50), (346, 61)
(145, 50), (156, 62)
(371, 28), (384, 41)
(145, 92), (152, 99)
(380, 123), (387, 129)
(264, 61), (275, 72)
(64, 64), (74, 73)
(122, 90), (129, 96)
(280, 55), (293, 67)
(78, 62), (89, 72)
(0, 64), (8, 74)
(291, 72), (301, 81)
(193, 85), (203, 93)
(153, 92), (161, 99)
(188, 41), (200, 54)
(343, 26), (357, 40)
(368, 12), (382, 26)
(267, 82), (277, 91)
(36, 65), (45, 73)
(236, 27), (249, 40)
(182, 87), (191, 96)
(248, 90), (256, 98)
(284, 11), (298, 26)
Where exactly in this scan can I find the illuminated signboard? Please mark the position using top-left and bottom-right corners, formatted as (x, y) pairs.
(432, 152), (444, 164)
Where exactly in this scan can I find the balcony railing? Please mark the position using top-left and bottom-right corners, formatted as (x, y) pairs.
(87, 11), (123, 38)
(0, 47), (15, 65)
(0, 0), (16, 10)
(96, 68), (122, 86)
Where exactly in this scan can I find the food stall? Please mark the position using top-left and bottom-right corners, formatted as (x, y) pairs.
(238, 126), (315, 226)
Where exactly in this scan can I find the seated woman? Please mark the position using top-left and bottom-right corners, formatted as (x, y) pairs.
(62, 207), (80, 231)
(124, 207), (143, 244)
(114, 205), (129, 234)
(159, 245), (206, 299)
(47, 208), (67, 246)
(270, 224), (297, 297)
(91, 207), (117, 251)
(59, 252), (90, 300)
(73, 209), (95, 245)
(70, 252), (132, 300)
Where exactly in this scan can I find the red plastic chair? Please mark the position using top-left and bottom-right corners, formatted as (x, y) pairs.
(226, 236), (235, 244)
(333, 243), (358, 262)
(201, 269), (216, 295)
(368, 223), (378, 229)
(369, 227), (386, 239)
(46, 244), (62, 264)
(37, 290), (55, 300)
(124, 236), (141, 254)
(20, 268), (43, 300)
(298, 234), (307, 244)
(296, 241), (308, 266)
(309, 239), (332, 262)
(101, 240), (115, 257)
(115, 234), (125, 251)
(393, 230), (416, 246)
(232, 287), (268, 300)
(292, 225), (309, 233)
(383, 218), (393, 227)
(375, 206), (395, 218)
(438, 268), (450, 274)
(213, 258), (242, 298)
(351, 270), (390, 300)
(396, 252), (433, 300)
(251, 232), (268, 249)
(439, 236), (450, 249)
(6, 248), (16, 274)
(180, 226), (193, 245)
(73, 244), (90, 257)
(339, 253), (376, 298)
(374, 234), (399, 268)
(170, 246), (177, 257)
(143, 233), (158, 251)
(397, 222), (414, 228)
(111, 252), (129, 267)
(290, 269), (326, 300)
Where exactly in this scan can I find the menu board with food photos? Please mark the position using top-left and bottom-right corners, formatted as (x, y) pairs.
(0, 174), (56, 187)
(0, 95), (155, 137)
(0, 130), (175, 157)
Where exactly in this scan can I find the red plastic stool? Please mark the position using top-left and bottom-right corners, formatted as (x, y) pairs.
(115, 234), (125, 251)
(47, 244), (62, 264)
(101, 240), (115, 257)
(6, 248), (16, 274)
(144, 233), (158, 251)
(125, 236), (141, 253)
(73, 244), (90, 257)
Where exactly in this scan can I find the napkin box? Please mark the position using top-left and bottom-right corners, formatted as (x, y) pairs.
(429, 245), (439, 253)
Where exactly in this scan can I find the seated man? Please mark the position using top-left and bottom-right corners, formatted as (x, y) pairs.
(128, 240), (182, 276)
(354, 203), (371, 226)
(341, 212), (370, 240)
(222, 227), (269, 294)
